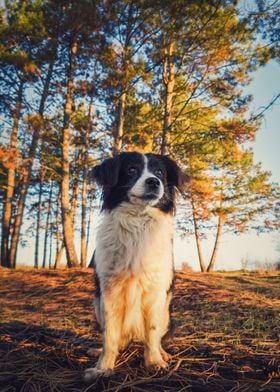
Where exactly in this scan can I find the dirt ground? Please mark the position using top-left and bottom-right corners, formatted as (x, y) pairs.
(0, 268), (279, 391)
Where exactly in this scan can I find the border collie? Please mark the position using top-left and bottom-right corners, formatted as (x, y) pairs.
(84, 152), (188, 380)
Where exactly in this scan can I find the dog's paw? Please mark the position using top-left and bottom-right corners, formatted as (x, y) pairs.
(83, 367), (112, 382)
(160, 348), (172, 362)
(145, 358), (168, 371)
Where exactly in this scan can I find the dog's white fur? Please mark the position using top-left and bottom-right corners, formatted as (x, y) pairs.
(84, 155), (175, 380)
(128, 155), (164, 206)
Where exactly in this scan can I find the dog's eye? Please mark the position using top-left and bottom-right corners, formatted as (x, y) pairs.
(155, 168), (163, 177)
(128, 167), (137, 175)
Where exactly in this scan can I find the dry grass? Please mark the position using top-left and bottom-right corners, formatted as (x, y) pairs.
(0, 268), (279, 391)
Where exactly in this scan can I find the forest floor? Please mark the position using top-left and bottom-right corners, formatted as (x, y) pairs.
(0, 268), (279, 392)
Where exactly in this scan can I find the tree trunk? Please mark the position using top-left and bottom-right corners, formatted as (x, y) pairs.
(56, 200), (60, 258)
(9, 50), (57, 268)
(191, 196), (207, 272)
(34, 172), (44, 268)
(112, 3), (134, 156)
(86, 192), (95, 268)
(71, 157), (80, 229)
(161, 41), (175, 156)
(80, 165), (88, 267)
(61, 37), (79, 268)
(54, 195), (64, 269)
(80, 95), (92, 267)
(42, 181), (53, 268)
(0, 203), (3, 262)
(1, 79), (24, 268)
(48, 219), (53, 269)
(54, 244), (64, 270)
(207, 214), (224, 272)
(86, 193), (94, 256)
(112, 91), (126, 156)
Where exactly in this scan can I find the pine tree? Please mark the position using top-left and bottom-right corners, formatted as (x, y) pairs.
(98, 0), (155, 155)
(146, 0), (270, 154)
(0, 0), (48, 267)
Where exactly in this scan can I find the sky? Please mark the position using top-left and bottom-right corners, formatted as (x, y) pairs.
(248, 61), (280, 184)
(16, 62), (280, 271)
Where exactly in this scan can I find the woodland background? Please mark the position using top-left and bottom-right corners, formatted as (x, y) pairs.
(0, 0), (279, 272)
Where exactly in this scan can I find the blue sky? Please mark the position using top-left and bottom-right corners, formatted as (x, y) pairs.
(248, 61), (280, 184)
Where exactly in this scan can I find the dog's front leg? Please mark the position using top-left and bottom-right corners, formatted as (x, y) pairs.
(84, 293), (122, 381)
(98, 296), (122, 370)
(143, 294), (169, 370)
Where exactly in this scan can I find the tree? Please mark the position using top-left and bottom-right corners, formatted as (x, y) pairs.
(207, 149), (279, 272)
(42, 180), (53, 268)
(182, 130), (279, 272)
(56, 0), (99, 267)
(0, 0), (49, 267)
(145, 0), (270, 155)
(98, 0), (156, 155)
(60, 33), (79, 267)
(1, 0), (278, 271)
(71, 97), (95, 267)
(34, 164), (44, 268)
(8, 0), (61, 268)
(1, 79), (24, 267)
(247, 0), (280, 61)
(163, 66), (277, 272)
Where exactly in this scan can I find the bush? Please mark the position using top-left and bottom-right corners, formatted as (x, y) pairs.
(181, 262), (193, 272)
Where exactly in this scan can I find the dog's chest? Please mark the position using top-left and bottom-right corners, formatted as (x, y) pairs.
(95, 203), (173, 276)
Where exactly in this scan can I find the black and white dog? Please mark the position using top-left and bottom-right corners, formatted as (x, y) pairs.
(84, 152), (188, 380)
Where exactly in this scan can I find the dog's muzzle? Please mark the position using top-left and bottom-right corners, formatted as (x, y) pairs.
(142, 177), (161, 200)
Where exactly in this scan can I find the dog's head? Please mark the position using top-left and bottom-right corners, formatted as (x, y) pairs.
(92, 152), (189, 213)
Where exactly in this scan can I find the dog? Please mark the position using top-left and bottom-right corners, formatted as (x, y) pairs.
(84, 152), (189, 380)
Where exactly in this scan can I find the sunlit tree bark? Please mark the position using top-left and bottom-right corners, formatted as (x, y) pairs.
(1, 79), (24, 268)
(61, 37), (79, 268)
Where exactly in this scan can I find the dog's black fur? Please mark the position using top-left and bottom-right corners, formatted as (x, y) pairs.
(92, 152), (188, 213)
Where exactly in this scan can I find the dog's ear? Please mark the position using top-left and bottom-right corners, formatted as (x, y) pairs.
(160, 155), (190, 192)
(92, 155), (121, 187)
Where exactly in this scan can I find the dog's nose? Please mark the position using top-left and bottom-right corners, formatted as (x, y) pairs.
(145, 177), (160, 190)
